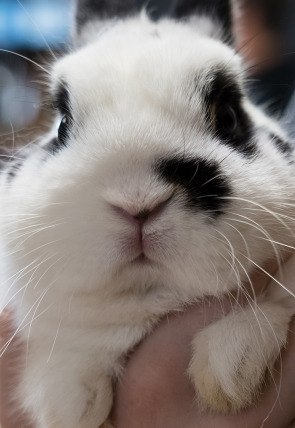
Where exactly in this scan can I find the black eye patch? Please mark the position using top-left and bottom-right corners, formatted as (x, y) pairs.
(51, 82), (72, 152)
(155, 156), (231, 217)
(204, 70), (256, 157)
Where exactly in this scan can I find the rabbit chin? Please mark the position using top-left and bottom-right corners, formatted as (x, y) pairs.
(115, 241), (173, 289)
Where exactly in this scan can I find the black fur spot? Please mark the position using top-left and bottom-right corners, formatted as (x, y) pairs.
(155, 157), (231, 217)
(7, 160), (24, 181)
(0, 154), (11, 171)
(173, 0), (233, 44)
(270, 133), (294, 156)
(0, 151), (26, 181)
(204, 70), (256, 157)
(76, 0), (137, 31)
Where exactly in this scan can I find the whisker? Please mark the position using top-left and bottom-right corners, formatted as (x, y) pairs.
(0, 284), (53, 358)
(225, 212), (283, 272)
(1, 253), (56, 311)
(15, 0), (58, 62)
(0, 49), (56, 81)
(258, 237), (295, 252)
(227, 260), (284, 404)
(224, 221), (251, 264)
(212, 231), (243, 289)
(245, 257), (295, 300)
(221, 196), (294, 236)
(26, 258), (63, 366)
(4, 222), (66, 247)
(47, 316), (63, 363)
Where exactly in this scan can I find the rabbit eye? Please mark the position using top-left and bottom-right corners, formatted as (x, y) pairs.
(50, 82), (72, 152)
(218, 105), (238, 134)
(205, 70), (255, 157)
(57, 114), (70, 146)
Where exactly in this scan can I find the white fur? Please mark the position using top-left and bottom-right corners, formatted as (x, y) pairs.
(1, 10), (295, 428)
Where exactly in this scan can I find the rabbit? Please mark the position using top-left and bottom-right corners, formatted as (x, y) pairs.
(1, 0), (295, 426)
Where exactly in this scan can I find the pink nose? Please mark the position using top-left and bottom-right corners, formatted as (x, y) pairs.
(133, 210), (151, 225)
(111, 197), (171, 225)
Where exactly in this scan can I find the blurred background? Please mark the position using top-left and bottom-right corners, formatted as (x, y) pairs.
(0, 0), (73, 149)
(0, 0), (295, 150)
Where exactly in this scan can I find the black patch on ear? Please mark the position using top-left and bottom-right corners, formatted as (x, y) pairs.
(270, 133), (294, 156)
(155, 156), (231, 217)
(173, 0), (233, 44)
(76, 0), (137, 32)
(204, 70), (256, 157)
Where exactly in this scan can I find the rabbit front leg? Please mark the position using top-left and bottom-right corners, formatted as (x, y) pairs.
(21, 352), (113, 428)
(38, 376), (112, 428)
(188, 298), (293, 413)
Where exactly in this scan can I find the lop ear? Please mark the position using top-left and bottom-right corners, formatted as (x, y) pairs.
(75, 0), (138, 43)
(173, 0), (233, 45)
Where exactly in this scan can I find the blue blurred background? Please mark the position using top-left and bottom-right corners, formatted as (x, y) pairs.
(0, 0), (72, 50)
(0, 0), (74, 139)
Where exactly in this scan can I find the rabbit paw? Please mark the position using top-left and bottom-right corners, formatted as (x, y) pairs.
(188, 301), (291, 413)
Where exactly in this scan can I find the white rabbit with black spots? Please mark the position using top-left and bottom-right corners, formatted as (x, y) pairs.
(1, 0), (295, 426)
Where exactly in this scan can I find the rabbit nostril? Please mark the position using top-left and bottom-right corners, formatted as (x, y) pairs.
(111, 192), (174, 224)
(134, 210), (150, 224)
(111, 206), (150, 225)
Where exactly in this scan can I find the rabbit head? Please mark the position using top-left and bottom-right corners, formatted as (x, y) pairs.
(1, 0), (294, 306)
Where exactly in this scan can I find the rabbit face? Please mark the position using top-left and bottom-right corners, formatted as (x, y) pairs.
(1, 15), (294, 303)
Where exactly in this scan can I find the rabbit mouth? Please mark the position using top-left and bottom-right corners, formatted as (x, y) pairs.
(131, 253), (152, 266)
(120, 227), (169, 265)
